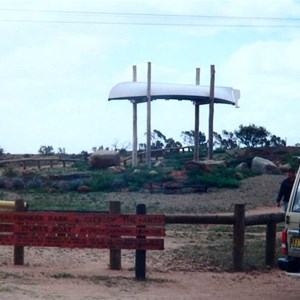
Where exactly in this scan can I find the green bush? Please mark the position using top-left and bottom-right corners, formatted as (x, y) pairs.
(187, 168), (241, 189)
(3, 165), (19, 177)
(26, 178), (45, 189)
(89, 173), (114, 191)
(0, 177), (5, 188)
(11, 177), (25, 190)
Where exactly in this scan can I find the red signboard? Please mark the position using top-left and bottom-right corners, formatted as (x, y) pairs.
(0, 211), (165, 250)
(0, 212), (165, 226)
(0, 234), (164, 250)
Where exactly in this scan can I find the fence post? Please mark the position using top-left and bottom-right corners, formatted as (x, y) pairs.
(233, 204), (245, 271)
(109, 201), (121, 270)
(135, 203), (146, 280)
(14, 199), (26, 265)
(265, 222), (277, 267)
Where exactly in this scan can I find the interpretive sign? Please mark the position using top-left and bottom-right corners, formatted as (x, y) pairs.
(0, 211), (165, 250)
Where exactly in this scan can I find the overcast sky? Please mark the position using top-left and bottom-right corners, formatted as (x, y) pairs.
(0, 0), (300, 154)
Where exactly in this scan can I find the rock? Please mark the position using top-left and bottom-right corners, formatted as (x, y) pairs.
(235, 172), (244, 180)
(236, 162), (249, 171)
(279, 163), (291, 172)
(149, 170), (158, 176)
(21, 170), (35, 177)
(251, 156), (281, 174)
(107, 166), (126, 173)
(133, 169), (141, 174)
(89, 151), (120, 169)
(185, 160), (226, 173)
(153, 161), (164, 168)
(77, 185), (90, 193)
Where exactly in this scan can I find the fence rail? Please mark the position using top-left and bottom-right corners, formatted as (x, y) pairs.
(121, 145), (195, 166)
(166, 204), (285, 271)
(0, 157), (82, 169)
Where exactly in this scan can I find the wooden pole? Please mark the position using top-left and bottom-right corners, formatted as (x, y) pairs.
(14, 199), (26, 265)
(265, 222), (277, 267)
(132, 65), (138, 167)
(146, 62), (152, 168)
(233, 204), (245, 271)
(208, 65), (215, 160)
(109, 201), (121, 270)
(135, 203), (147, 280)
(194, 68), (200, 161)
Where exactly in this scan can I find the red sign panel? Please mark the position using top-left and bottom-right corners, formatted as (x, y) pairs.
(0, 211), (165, 250)
(0, 234), (164, 250)
(0, 212), (165, 226)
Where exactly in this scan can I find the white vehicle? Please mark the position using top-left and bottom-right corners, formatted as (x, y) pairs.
(278, 167), (300, 272)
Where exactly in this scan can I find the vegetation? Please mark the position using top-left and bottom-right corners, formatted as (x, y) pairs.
(38, 145), (55, 155)
(0, 125), (294, 272)
(0, 122), (298, 196)
(214, 124), (286, 149)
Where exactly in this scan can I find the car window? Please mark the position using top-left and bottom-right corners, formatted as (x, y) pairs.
(292, 182), (300, 212)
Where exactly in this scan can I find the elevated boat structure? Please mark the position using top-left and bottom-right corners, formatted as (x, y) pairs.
(108, 81), (240, 107)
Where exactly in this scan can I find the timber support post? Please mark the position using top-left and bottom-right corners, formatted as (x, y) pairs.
(265, 221), (277, 267)
(109, 201), (121, 270)
(233, 204), (245, 272)
(135, 203), (147, 280)
(14, 199), (26, 265)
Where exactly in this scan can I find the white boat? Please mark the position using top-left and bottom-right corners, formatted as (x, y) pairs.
(108, 81), (240, 107)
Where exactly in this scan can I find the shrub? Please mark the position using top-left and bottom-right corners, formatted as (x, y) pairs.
(68, 179), (88, 191)
(187, 168), (241, 189)
(0, 177), (5, 188)
(89, 173), (114, 191)
(26, 178), (45, 189)
(3, 165), (19, 177)
(11, 177), (25, 190)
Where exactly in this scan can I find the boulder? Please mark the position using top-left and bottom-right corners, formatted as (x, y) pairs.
(251, 156), (281, 174)
(21, 170), (35, 177)
(107, 166), (126, 173)
(89, 151), (120, 169)
(133, 169), (141, 174)
(149, 170), (158, 176)
(236, 162), (249, 171)
(77, 185), (90, 193)
(279, 163), (291, 172)
(185, 160), (226, 173)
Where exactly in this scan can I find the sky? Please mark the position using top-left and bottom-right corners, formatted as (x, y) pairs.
(0, 0), (300, 154)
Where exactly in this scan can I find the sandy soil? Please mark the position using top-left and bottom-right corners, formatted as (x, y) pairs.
(1, 174), (300, 299)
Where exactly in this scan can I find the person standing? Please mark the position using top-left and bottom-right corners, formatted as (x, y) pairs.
(276, 168), (296, 212)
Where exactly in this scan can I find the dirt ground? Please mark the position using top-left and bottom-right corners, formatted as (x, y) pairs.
(1, 174), (300, 299)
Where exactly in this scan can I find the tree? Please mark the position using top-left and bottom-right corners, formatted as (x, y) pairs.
(38, 145), (55, 155)
(165, 138), (182, 149)
(151, 129), (167, 149)
(234, 124), (269, 148)
(150, 129), (182, 149)
(268, 135), (286, 147)
(213, 130), (238, 150)
(181, 130), (206, 146)
(57, 147), (66, 154)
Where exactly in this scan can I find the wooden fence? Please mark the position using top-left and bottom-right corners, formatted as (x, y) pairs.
(166, 204), (285, 271)
(122, 146), (194, 166)
(0, 157), (82, 170)
(0, 200), (285, 273)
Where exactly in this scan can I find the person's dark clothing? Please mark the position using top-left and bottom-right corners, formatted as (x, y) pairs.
(277, 177), (294, 205)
